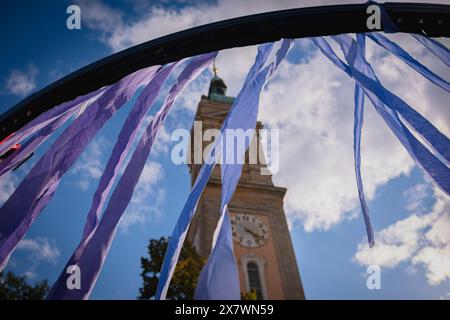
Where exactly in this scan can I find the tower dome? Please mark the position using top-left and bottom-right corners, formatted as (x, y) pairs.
(207, 63), (234, 104)
(208, 63), (227, 97)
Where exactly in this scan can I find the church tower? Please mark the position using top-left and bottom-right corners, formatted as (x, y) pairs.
(186, 68), (305, 300)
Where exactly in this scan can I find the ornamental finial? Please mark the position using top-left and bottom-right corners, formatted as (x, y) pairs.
(213, 61), (218, 76)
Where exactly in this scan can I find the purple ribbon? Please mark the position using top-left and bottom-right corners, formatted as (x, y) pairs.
(46, 52), (216, 299)
(0, 87), (109, 157)
(0, 89), (107, 177)
(82, 63), (177, 239)
(0, 66), (159, 271)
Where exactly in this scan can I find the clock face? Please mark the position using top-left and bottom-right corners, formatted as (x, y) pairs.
(230, 213), (269, 248)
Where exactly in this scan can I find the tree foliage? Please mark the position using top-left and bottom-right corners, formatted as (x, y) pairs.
(139, 237), (205, 300)
(0, 271), (49, 300)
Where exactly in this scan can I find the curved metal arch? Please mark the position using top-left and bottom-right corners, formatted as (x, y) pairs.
(1, 2), (449, 140)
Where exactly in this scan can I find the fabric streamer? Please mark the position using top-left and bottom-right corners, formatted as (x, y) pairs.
(0, 66), (160, 271)
(155, 40), (292, 300)
(195, 211), (237, 299)
(0, 86), (109, 157)
(367, 32), (449, 92)
(314, 36), (449, 246)
(411, 34), (450, 67)
(155, 42), (276, 300)
(312, 36), (449, 200)
(0, 89), (107, 177)
(334, 34), (450, 165)
(364, 3), (450, 162)
(352, 34), (375, 247)
(372, 0), (450, 67)
(332, 34), (450, 164)
(0, 14), (446, 299)
(46, 52), (216, 299)
(195, 39), (293, 299)
(82, 63), (177, 239)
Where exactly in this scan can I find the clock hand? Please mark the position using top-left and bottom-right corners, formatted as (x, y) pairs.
(244, 227), (261, 240)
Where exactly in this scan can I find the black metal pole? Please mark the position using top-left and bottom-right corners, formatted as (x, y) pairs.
(0, 2), (448, 140)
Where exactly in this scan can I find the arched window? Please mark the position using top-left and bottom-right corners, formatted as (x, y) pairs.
(247, 261), (263, 300)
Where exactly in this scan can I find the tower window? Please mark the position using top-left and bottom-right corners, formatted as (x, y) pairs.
(247, 261), (263, 299)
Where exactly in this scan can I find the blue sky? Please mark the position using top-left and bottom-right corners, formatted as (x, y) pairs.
(0, 0), (449, 300)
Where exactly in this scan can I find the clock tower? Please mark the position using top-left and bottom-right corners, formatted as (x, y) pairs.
(186, 70), (305, 300)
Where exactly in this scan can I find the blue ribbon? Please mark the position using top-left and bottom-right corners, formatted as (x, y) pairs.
(155, 42), (281, 299)
(313, 35), (450, 245)
(411, 34), (450, 68)
(333, 34), (450, 164)
(353, 34), (375, 247)
(367, 33), (449, 92)
(194, 40), (293, 299)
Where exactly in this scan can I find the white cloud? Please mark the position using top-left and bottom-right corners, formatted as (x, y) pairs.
(78, 0), (450, 284)
(15, 237), (60, 280)
(257, 37), (431, 231)
(120, 161), (165, 231)
(23, 270), (37, 280)
(354, 212), (432, 268)
(138, 161), (164, 187)
(135, 115), (172, 156)
(17, 237), (60, 264)
(68, 127), (166, 231)
(403, 183), (430, 214)
(152, 125), (171, 156)
(413, 243), (450, 285)
(354, 185), (450, 285)
(412, 204), (450, 285)
(79, 0), (450, 52)
(78, 0), (125, 41)
(79, 0), (450, 232)
(0, 158), (37, 207)
(3, 64), (38, 97)
(172, 70), (214, 112)
(70, 136), (108, 191)
(0, 172), (19, 204)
